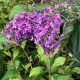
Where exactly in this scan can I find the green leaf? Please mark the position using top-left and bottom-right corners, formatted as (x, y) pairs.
(28, 4), (34, 10)
(0, 0), (10, 3)
(64, 66), (72, 74)
(24, 63), (31, 71)
(1, 69), (19, 80)
(26, 77), (32, 80)
(52, 74), (71, 80)
(37, 44), (50, 68)
(10, 78), (21, 80)
(7, 60), (14, 70)
(41, 55), (50, 68)
(40, 77), (46, 80)
(63, 24), (74, 36)
(37, 44), (44, 56)
(14, 60), (20, 70)
(72, 67), (80, 74)
(13, 48), (19, 60)
(29, 67), (43, 77)
(68, 52), (73, 57)
(34, 4), (48, 11)
(9, 4), (26, 20)
(51, 57), (66, 72)
(3, 51), (11, 57)
(0, 36), (9, 50)
(67, 20), (80, 61)
(21, 40), (27, 48)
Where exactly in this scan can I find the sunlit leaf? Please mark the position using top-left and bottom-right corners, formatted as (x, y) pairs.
(51, 57), (66, 73)
(37, 44), (50, 68)
(24, 63), (31, 71)
(29, 67), (43, 77)
(3, 51), (11, 57)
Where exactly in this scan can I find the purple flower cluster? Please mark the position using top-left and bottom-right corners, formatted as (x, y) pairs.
(3, 10), (32, 43)
(3, 6), (64, 55)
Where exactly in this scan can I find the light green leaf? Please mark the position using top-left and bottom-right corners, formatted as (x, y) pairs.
(41, 55), (50, 68)
(24, 63), (31, 71)
(72, 67), (80, 74)
(3, 51), (11, 57)
(9, 4), (26, 20)
(7, 60), (14, 70)
(52, 75), (71, 80)
(13, 48), (19, 60)
(37, 44), (44, 56)
(29, 67), (43, 77)
(37, 44), (50, 68)
(51, 57), (66, 72)
(68, 52), (73, 57)
(10, 78), (21, 80)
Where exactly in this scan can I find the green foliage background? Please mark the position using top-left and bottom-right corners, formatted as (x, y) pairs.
(0, 0), (80, 80)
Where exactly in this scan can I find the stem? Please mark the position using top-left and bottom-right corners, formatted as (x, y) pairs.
(49, 58), (52, 80)
(18, 44), (34, 80)
(10, 48), (24, 80)
(49, 52), (56, 80)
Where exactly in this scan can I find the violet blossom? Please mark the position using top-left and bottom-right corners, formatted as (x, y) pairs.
(3, 6), (64, 55)
(54, 4), (59, 9)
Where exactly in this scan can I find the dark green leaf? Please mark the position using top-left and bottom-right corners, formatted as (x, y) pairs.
(1, 69), (19, 80)
(14, 60), (20, 70)
(67, 20), (80, 61)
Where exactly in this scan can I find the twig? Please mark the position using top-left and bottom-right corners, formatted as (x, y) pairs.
(18, 44), (34, 80)
(49, 58), (52, 80)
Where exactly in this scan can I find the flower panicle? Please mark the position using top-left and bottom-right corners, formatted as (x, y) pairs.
(3, 6), (64, 55)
